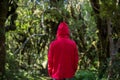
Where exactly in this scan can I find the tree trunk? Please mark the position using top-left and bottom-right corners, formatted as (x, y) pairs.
(107, 1), (120, 78)
(90, 0), (110, 79)
(0, 0), (8, 78)
(107, 17), (115, 79)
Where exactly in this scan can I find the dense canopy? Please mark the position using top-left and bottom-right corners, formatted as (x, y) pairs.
(0, 0), (120, 80)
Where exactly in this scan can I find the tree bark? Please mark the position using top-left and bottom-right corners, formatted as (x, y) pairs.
(0, 0), (8, 78)
(90, 0), (110, 79)
(107, 18), (113, 79)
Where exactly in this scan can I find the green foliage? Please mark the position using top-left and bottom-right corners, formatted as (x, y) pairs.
(100, 0), (116, 18)
(5, 0), (99, 79)
(5, 49), (48, 80)
(2, 0), (119, 79)
(109, 54), (120, 79)
(75, 70), (97, 80)
(5, 0), (48, 79)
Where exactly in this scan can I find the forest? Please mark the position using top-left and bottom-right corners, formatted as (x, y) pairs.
(0, 0), (120, 80)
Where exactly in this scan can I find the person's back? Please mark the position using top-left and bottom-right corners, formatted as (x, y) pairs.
(48, 22), (78, 80)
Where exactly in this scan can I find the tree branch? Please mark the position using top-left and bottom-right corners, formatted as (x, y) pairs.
(14, 34), (45, 54)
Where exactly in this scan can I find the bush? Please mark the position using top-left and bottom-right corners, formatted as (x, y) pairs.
(75, 70), (97, 80)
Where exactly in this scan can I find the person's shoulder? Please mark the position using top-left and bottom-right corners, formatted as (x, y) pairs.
(69, 39), (77, 45)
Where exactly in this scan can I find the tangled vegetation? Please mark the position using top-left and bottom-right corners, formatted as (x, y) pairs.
(0, 0), (120, 80)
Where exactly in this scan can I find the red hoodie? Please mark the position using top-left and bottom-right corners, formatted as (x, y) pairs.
(48, 22), (78, 79)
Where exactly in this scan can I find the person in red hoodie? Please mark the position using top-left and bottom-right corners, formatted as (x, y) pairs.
(48, 22), (78, 80)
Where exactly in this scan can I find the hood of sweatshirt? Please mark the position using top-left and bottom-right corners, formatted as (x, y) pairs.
(56, 22), (70, 38)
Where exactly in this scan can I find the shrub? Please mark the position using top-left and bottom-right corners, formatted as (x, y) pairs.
(75, 70), (97, 80)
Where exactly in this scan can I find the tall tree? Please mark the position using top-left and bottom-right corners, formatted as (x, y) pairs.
(90, 0), (109, 79)
(90, 0), (120, 79)
(0, 0), (18, 78)
(0, 0), (9, 78)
